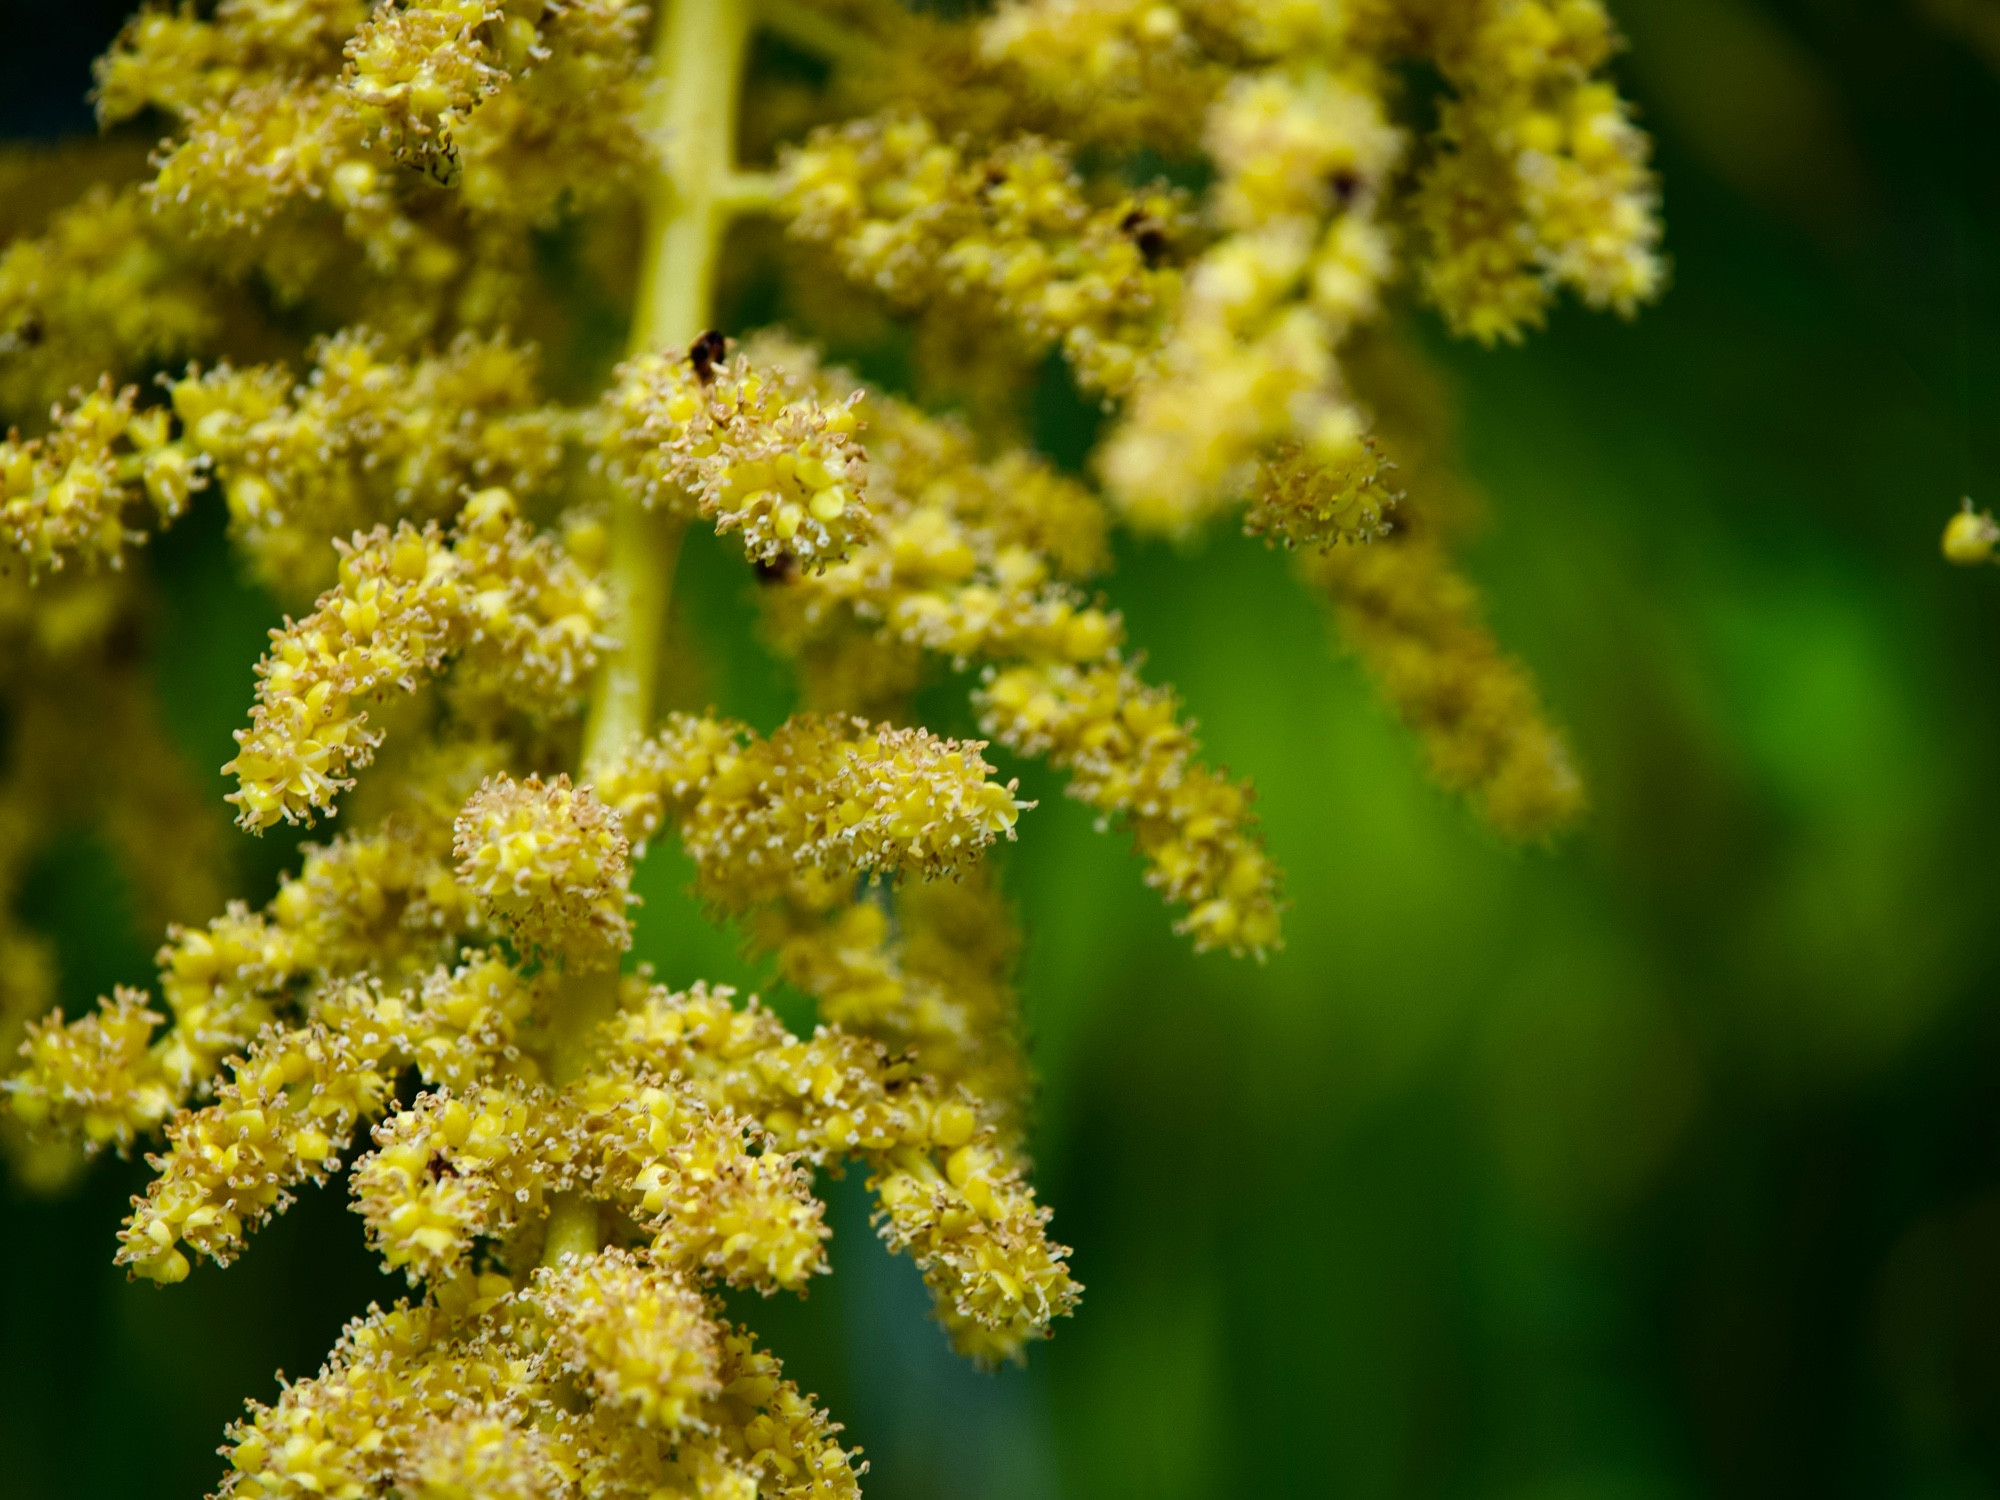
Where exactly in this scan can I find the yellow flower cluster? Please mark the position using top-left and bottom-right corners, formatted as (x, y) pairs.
(453, 773), (632, 961)
(599, 341), (872, 569)
(92, 0), (369, 124)
(1303, 531), (1585, 839)
(976, 0), (1232, 150)
(6, 988), (176, 1155)
(1246, 436), (1398, 551)
(4, 758), (514, 1161)
(86, 0), (647, 343)
(226, 489), (609, 831)
(352, 1081), (550, 1283)
(118, 1018), (402, 1284)
(596, 711), (1024, 906)
(344, 0), (513, 180)
(1, 379), (198, 573)
(1095, 57), (1406, 539)
(171, 330), (564, 596)
(219, 1299), (860, 1500)
(782, 116), (1192, 396)
(530, 1248), (719, 1430)
(775, 0), (1654, 811)
(728, 344), (1284, 947)
(605, 980), (1079, 1362)
(595, 709), (1038, 1118)
(0, 184), (219, 419)
(977, 660), (1284, 955)
(0, 568), (220, 1189)
(1414, 0), (1665, 343)
(755, 866), (1030, 1135)
(0, 0), (1668, 1489)
(112, 952), (547, 1285)
(568, 1068), (829, 1290)
(0, 562), (226, 1188)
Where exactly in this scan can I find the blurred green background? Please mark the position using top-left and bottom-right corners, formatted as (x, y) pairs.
(11, 0), (2000, 1495)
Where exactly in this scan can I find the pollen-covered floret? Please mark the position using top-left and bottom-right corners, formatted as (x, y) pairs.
(454, 774), (632, 960)
(343, 0), (511, 179)
(3, 988), (176, 1155)
(117, 1020), (402, 1284)
(527, 1250), (720, 1431)
(225, 490), (608, 831)
(1, 381), (197, 574)
(599, 340), (872, 569)
(1245, 435), (1398, 549)
(352, 1082), (550, 1283)
(599, 712), (1027, 910)
(1944, 502), (2000, 565)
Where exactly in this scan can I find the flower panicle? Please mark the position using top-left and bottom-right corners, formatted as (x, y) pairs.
(0, 0), (1677, 1487)
(599, 338), (873, 570)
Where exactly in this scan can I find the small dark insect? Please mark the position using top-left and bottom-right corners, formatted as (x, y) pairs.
(15, 314), (43, 348)
(754, 554), (798, 585)
(979, 164), (1009, 196)
(426, 1150), (458, 1182)
(1328, 170), (1362, 207)
(1119, 208), (1170, 268)
(689, 328), (728, 384)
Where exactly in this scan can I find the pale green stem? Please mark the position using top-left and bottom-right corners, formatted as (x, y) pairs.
(630, 0), (754, 358)
(552, 0), (757, 1267)
(580, 0), (754, 775)
(540, 967), (621, 1264)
